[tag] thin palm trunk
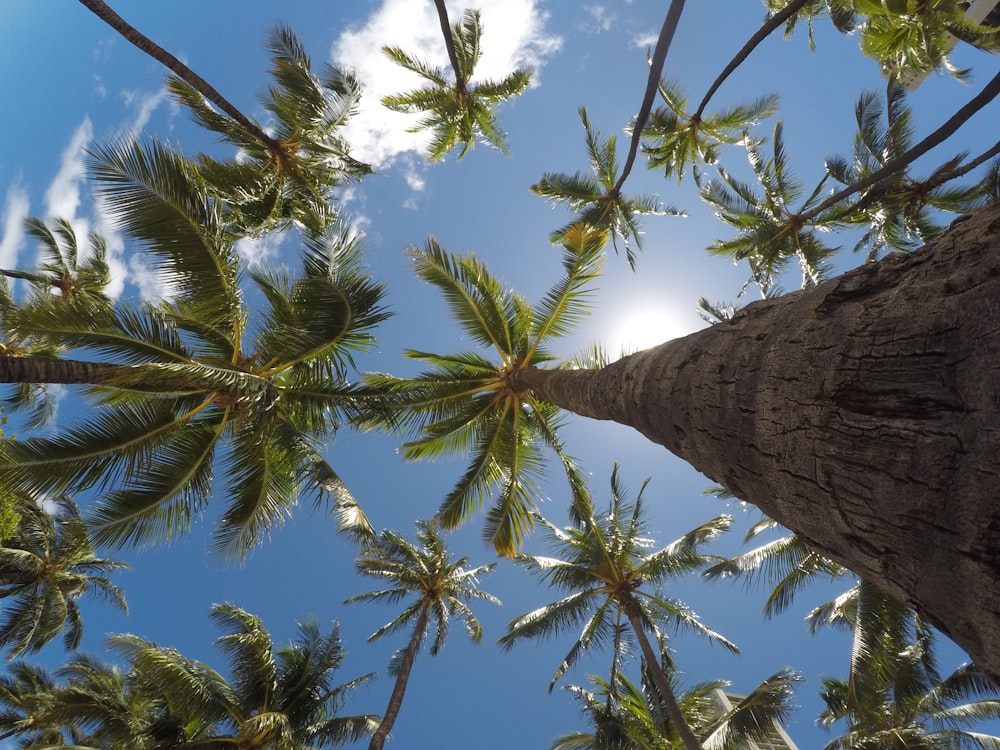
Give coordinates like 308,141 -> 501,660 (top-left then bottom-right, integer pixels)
613,0 -> 686,192
77,0 -> 277,150
511,203 -> 1000,682
0,356 -> 115,385
368,605 -> 429,750
432,0 -> 465,89
623,599 -> 703,750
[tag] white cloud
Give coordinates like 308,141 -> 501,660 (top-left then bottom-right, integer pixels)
236,233 -> 286,268
586,5 -> 615,33
0,180 -> 30,270
44,118 -> 93,223
632,32 -> 660,49
120,87 -> 169,136
331,0 -> 561,169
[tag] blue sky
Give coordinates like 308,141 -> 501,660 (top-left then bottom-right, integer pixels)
1,2 -> 998,748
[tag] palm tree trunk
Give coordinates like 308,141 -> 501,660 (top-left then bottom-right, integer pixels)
512,202 -> 1000,681
623,600 -> 703,750
0,356 -> 117,385
76,0 -> 278,150
432,0 -> 465,88
368,606 -> 429,750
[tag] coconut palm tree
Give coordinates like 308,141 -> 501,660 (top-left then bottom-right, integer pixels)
700,121 -> 840,292
641,79 -> 777,183
359,224 -> 602,554
532,107 -> 682,268
169,25 -> 370,234
79,2 -> 366,234
857,0 -> 1000,84
0,496 -> 127,659
381,7 -> 531,160
825,84 -> 985,260
0,661 -> 65,747
555,663 -> 800,750
347,520 -> 500,750
108,604 -> 380,749
811,580 -> 1000,750
0,138 -> 388,558
346,519 -> 500,750
498,465 -> 736,750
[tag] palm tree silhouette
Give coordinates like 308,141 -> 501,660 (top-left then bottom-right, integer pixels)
499,465 -> 736,750
346,519 -> 500,750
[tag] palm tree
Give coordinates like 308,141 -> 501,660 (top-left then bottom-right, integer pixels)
108,603 -> 380,749
381,8 -> 531,160
0,661 -> 65,747
642,79 -> 777,183
0,496 -> 127,659
359,224 -> 602,554
825,84 -> 985,260
555,664 -> 800,750
811,580 -> 1000,750
856,0 -> 1000,84
700,121 -> 840,293
532,107 -> 682,268
78,2 -> 366,234
346,519 -> 500,750
169,25 -> 370,234
498,466 -> 736,750
0,138 -> 388,558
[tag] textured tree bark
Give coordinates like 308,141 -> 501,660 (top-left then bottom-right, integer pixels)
513,203 -> 1000,680
0,356 -> 116,386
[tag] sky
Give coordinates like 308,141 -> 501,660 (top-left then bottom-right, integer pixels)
1,1 -> 999,749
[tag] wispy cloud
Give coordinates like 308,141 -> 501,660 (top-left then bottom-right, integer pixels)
235,233 -> 286,269
44,118 -> 92,223
331,0 -> 561,169
586,5 -> 615,33
0,179 -> 30,271
632,32 -> 659,49
120,87 -> 169,136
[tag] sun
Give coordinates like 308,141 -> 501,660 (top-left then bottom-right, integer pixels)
609,309 -> 685,356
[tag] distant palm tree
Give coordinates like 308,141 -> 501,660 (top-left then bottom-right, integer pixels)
169,25 -> 370,234
812,580 -> 1000,750
826,84 -> 984,260
0,661 -> 64,747
555,664 -> 799,750
703,511 -> 847,619
359,224 -> 604,554
0,496 -> 127,659
642,79 -> 777,183
700,121 -> 839,293
382,7 -> 531,160
78,1 -> 365,233
499,466 -> 736,750
532,107 -> 682,268
110,604 -> 380,749
346,519 -> 500,750
0,139 -> 388,558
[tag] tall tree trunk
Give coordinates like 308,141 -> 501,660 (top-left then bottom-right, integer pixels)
368,606 -> 429,750
624,600 -> 703,750
513,203 -> 1000,680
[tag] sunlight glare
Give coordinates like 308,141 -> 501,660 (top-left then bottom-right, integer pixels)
610,310 -> 684,357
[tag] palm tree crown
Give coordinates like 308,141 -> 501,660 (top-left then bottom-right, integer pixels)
346,519 -> 500,750
0,138 -> 389,558
0,496 -> 127,659
499,466 -> 735,750
359,225 -> 604,555
381,8 -> 531,160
